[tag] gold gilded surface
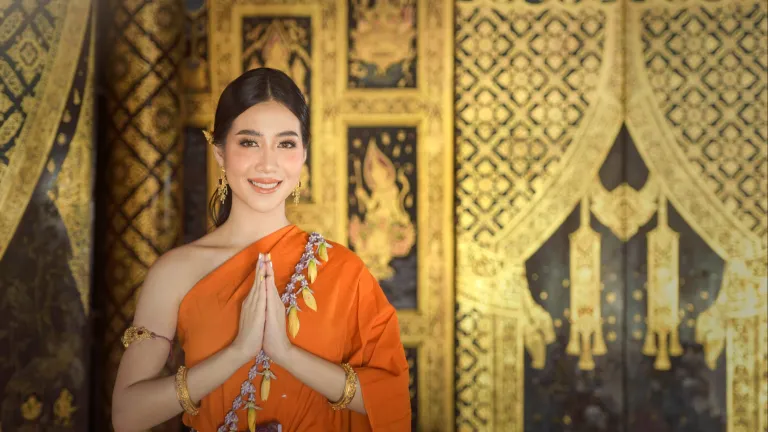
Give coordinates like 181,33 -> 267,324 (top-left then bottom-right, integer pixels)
565,197 -> 606,371
182,5 -> 213,127
590,175 -> 659,242
348,0 -> 416,87
50,31 -> 94,315
643,195 -> 682,371
0,0 -> 90,260
349,132 -> 416,281
209,0 -> 454,429
627,1 -> 767,431
101,0 -> 185,428
455,1 -> 623,429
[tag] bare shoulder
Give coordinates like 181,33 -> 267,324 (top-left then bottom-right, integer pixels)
139,233 -> 227,305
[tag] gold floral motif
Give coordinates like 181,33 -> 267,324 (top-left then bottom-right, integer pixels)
349,136 -> 415,281
349,0 -> 416,85
643,195 -> 682,371
21,395 -> 42,421
54,388 -> 77,426
566,197 -> 606,370
590,176 -> 659,242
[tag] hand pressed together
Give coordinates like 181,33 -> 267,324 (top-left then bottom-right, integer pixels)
262,254 -> 293,363
230,253 -> 293,364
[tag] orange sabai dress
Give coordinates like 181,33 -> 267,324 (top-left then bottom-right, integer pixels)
177,225 -> 411,431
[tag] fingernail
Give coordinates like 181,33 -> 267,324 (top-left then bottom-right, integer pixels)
266,253 -> 272,261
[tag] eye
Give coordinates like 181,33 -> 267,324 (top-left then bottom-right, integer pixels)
239,139 -> 259,148
278,140 -> 298,148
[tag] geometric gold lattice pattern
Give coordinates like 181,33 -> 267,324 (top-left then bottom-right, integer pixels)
641,2 -> 768,242
455,1 -> 625,431
628,1 -> 768,432
97,0 -> 185,430
456,5 -> 607,245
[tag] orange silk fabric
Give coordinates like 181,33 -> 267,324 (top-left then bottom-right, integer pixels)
177,225 -> 411,431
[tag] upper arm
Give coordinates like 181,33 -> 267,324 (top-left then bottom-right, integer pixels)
112,249 -> 190,396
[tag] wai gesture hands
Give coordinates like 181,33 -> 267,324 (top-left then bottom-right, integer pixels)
231,253 -> 293,363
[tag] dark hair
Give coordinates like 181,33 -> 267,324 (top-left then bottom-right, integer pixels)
207,68 -> 310,227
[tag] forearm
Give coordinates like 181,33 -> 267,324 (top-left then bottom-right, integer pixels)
276,346 -> 366,414
112,346 -> 251,431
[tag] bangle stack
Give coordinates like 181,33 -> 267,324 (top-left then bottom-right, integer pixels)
329,363 -> 358,411
175,365 -> 200,416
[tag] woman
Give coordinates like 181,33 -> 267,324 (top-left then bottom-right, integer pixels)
111,68 -> 411,432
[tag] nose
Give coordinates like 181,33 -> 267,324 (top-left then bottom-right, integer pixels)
257,145 -> 278,171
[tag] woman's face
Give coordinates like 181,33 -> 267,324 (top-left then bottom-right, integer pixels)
215,100 -> 306,214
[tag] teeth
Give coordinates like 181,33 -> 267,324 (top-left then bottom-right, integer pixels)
248,180 -> 280,189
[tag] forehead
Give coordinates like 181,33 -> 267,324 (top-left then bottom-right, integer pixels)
231,100 -> 300,135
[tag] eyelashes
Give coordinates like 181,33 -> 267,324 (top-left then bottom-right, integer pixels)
237,140 -> 298,149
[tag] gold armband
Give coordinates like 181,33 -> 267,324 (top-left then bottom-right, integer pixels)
175,366 -> 200,416
121,326 -> 172,348
329,363 -> 358,411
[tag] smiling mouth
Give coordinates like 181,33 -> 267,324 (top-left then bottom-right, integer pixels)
248,179 -> 282,193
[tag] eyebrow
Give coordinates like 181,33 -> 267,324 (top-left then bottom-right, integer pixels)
235,129 -> 299,138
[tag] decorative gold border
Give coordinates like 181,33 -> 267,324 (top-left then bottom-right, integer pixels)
0,0 -> 92,260
455,2 -> 623,430
625,1 -> 763,260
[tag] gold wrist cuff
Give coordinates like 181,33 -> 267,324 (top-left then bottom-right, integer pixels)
329,363 -> 358,411
175,366 -> 200,416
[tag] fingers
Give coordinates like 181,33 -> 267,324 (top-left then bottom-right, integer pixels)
254,253 -> 271,309
244,254 -> 266,308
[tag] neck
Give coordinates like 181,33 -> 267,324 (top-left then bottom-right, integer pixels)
216,198 -> 292,248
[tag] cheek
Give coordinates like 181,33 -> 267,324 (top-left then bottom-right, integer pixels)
281,151 -> 304,176
224,146 -> 252,173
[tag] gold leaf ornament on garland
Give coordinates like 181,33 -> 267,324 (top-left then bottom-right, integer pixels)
216,233 -> 332,432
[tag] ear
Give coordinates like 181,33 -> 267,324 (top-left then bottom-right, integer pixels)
303,147 -> 308,164
213,145 -> 225,168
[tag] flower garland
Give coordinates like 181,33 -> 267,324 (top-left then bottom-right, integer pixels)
215,232 -> 331,432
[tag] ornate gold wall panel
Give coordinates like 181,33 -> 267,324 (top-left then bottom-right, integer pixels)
0,0 -> 90,260
97,0 -> 186,429
209,0 -> 454,429
0,1 -> 94,429
455,1 -> 624,430
627,1 -> 767,431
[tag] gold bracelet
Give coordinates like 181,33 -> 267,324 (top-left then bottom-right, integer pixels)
174,366 -> 200,416
329,363 -> 358,411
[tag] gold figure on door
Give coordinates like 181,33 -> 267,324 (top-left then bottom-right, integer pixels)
643,195 -> 683,370
349,0 -> 416,81
566,197 -> 607,370
243,20 -> 310,98
349,138 -> 415,281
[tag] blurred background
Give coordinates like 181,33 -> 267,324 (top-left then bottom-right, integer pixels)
0,0 -> 765,430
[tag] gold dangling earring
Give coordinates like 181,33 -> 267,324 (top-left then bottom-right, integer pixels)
292,181 -> 302,205
218,168 -> 228,204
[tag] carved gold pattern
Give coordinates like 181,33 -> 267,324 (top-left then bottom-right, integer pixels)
349,134 -> 416,280
348,0 -> 416,86
590,175 -> 659,242
101,0 -> 185,427
54,388 -> 77,426
628,1 -> 767,431
0,0 -> 90,260
455,1 -> 623,429
20,394 -> 41,421
565,197 -> 606,371
209,0 -> 453,428
642,195 -> 682,371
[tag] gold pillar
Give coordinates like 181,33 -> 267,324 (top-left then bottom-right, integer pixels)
100,0 -> 185,429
